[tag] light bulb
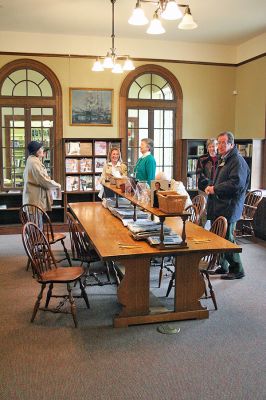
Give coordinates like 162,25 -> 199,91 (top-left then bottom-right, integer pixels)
178,8 -> 198,30
92,59 -> 104,72
123,58 -> 135,71
128,4 -> 148,25
146,13 -> 165,35
161,1 -> 183,20
112,63 -> 123,73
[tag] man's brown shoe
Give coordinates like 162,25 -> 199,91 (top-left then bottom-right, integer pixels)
221,272 -> 245,280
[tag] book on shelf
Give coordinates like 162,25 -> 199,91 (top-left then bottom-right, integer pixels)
80,142 -> 92,156
94,175 -> 102,191
66,176 -> 80,192
187,159 -> 197,173
65,141 -> 80,155
95,157 -> 106,173
237,144 -> 247,157
65,158 -> 79,173
80,175 -> 93,191
187,175 -> 197,190
197,145 -> 205,156
94,141 -> 107,156
80,158 -> 93,173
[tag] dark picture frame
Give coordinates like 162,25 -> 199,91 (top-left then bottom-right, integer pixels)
69,88 -> 113,126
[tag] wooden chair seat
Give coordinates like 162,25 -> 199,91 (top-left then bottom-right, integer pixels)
46,232 -> 67,244
22,222 -> 90,327
39,266 -> 85,283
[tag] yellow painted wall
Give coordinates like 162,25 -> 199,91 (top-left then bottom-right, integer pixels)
235,56 -> 266,139
0,54 -> 264,140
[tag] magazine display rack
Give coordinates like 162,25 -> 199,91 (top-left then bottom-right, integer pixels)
103,182 -> 191,249
63,138 -> 122,220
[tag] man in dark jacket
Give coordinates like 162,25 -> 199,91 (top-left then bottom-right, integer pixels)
205,131 -> 250,280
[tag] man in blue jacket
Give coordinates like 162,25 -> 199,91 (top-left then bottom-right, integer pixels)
205,131 -> 250,280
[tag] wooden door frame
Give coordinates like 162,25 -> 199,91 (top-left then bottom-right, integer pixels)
0,58 -> 63,184
119,64 -> 183,180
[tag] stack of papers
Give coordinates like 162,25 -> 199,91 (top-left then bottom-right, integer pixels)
147,235 -> 183,246
108,207 -> 149,221
127,220 -> 172,240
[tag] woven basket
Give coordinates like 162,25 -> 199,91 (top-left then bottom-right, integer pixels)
157,191 -> 187,213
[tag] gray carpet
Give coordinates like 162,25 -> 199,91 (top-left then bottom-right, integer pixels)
0,234 -> 265,400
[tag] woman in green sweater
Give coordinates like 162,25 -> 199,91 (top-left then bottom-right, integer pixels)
134,138 -> 156,186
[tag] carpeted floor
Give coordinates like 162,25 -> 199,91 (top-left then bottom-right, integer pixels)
0,234 -> 265,400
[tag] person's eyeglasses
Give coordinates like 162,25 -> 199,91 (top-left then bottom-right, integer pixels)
217,141 -> 229,145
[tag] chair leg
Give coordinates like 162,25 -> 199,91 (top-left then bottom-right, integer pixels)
31,283 -> 46,323
166,272 -> 175,297
204,271 -> 218,310
105,262 -> 111,283
26,257 -> 30,271
61,239 -> 72,266
110,261 -> 120,285
158,257 -> 164,288
67,283 -> 78,328
79,279 -> 90,309
45,283 -> 53,308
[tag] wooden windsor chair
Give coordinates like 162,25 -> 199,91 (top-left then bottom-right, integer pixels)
165,216 -> 227,310
19,204 -> 72,270
163,205 -> 200,294
199,216 -> 228,310
67,212 -> 120,286
192,194 -> 207,226
235,190 -> 263,238
185,204 -> 200,225
22,222 -> 89,327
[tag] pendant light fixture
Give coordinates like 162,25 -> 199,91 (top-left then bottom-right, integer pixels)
92,0 -> 135,73
128,0 -> 197,34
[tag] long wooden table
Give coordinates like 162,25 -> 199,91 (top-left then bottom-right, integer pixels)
69,202 -> 241,328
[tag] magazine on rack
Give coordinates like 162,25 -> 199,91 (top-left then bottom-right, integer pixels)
95,157 -> 106,173
65,158 -> 79,173
94,141 -> 107,156
80,142 -> 92,156
66,176 -> 80,191
80,175 -> 93,191
80,158 -> 93,173
65,141 -> 80,155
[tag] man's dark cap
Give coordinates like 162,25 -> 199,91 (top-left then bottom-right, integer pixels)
27,141 -> 43,154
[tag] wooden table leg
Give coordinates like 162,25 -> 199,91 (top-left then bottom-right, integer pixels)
116,257 -> 150,319
114,253 -> 208,328
174,253 -> 207,314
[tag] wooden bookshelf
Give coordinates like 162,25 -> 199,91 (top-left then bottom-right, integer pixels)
62,137 -> 122,221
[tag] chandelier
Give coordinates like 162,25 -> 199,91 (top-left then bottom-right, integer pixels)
128,0 -> 198,34
92,0 -> 135,73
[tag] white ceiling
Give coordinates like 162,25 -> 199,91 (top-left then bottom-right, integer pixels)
0,0 -> 265,46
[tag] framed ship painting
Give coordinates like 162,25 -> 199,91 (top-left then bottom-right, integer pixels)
70,88 -> 113,126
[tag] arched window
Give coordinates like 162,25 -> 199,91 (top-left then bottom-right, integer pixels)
120,64 -> 183,181
0,59 -> 62,191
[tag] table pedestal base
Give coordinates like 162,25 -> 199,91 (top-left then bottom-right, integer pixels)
114,253 -> 209,328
